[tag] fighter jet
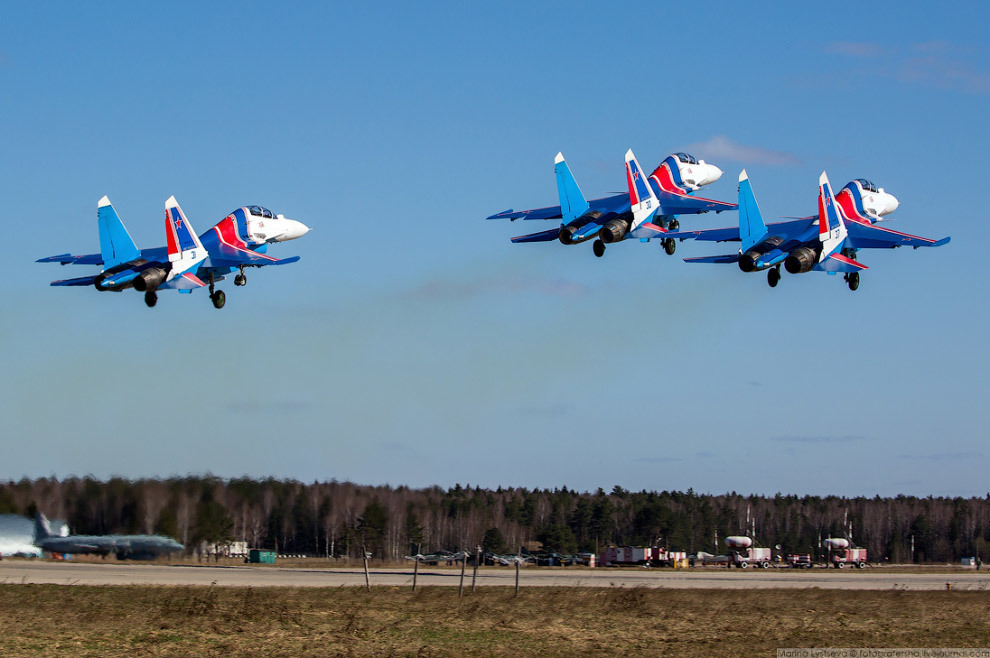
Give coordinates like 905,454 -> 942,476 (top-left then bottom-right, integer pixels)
487,150 -> 736,258
33,513 -> 184,560
38,197 -> 310,309
662,170 -> 948,290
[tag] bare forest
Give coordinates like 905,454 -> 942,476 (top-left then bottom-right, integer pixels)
1,477 -> 987,562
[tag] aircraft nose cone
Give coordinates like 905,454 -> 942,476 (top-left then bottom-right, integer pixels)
279,219 -> 311,241
884,193 -> 899,215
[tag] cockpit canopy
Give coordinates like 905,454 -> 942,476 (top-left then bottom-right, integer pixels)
854,179 -> 878,193
246,205 -> 275,219
674,152 -> 699,165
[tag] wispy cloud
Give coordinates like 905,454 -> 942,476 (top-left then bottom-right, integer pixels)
407,277 -> 589,302
771,435 -> 868,444
680,136 -> 799,166
635,456 -> 683,464
826,41 -> 990,94
826,42 -> 888,58
897,451 -> 982,462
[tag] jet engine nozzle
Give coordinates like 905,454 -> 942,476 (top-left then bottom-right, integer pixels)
738,251 -> 760,272
558,225 -> 579,245
784,246 -> 821,274
133,267 -> 168,292
599,219 -> 630,244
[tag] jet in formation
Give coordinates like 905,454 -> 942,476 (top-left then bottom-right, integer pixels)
487,150 -> 736,257
661,170 -> 949,290
488,150 -> 949,291
33,513 -> 184,560
38,197 -> 310,309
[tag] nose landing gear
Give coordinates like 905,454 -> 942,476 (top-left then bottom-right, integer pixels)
234,266 -> 247,286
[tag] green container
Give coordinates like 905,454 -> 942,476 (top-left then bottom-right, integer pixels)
249,549 -> 277,564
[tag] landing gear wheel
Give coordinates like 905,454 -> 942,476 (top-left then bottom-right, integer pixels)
144,291 -> 158,308
593,239 -> 605,258
847,272 -> 860,291
768,267 -> 781,288
668,219 -> 680,231
663,238 -> 676,256
234,274 -> 246,286
211,290 -> 226,309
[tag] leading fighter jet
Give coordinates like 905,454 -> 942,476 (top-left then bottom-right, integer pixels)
487,150 -> 736,258
38,197 -> 310,309
661,170 -> 948,290
33,513 -> 184,560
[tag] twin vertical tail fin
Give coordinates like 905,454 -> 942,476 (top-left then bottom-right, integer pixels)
625,149 -> 659,229
97,196 -> 141,269
165,196 -> 205,263
817,171 -> 846,245
737,170 -> 768,252
554,152 -> 590,223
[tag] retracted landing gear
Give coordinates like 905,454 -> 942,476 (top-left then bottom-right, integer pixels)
593,239 -> 605,258
234,266 -> 247,286
208,274 -> 226,309
663,238 -> 676,256
144,291 -> 158,308
768,265 -> 781,288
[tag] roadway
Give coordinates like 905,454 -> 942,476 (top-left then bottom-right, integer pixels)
2,561 -> 988,590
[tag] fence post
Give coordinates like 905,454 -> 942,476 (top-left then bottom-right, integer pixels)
458,551 -> 467,597
363,547 -> 371,591
412,555 -> 420,592
472,545 -> 480,593
515,558 -> 520,597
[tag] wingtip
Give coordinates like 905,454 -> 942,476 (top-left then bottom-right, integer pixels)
97,195 -> 111,208
554,152 -> 565,164
739,169 -> 748,182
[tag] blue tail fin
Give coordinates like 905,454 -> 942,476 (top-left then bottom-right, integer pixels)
737,170 -> 768,251
97,196 -> 140,269
554,152 -> 590,223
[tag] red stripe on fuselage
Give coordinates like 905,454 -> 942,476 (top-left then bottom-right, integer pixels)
649,163 -> 688,195
211,219 -> 278,261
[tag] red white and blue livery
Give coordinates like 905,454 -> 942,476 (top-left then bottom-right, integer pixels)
487,150 -> 736,258
659,170 -> 948,290
38,197 -> 310,308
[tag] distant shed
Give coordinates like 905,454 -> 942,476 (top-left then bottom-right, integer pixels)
249,549 -> 276,564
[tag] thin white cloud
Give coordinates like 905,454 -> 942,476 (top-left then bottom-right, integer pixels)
680,135 -> 799,166
826,41 -> 887,58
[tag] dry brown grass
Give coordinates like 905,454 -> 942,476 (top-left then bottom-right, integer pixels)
1,585 -> 988,657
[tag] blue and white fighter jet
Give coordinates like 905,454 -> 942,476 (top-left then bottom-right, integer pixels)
38,197 -> 310,308
661,170 -> 949,290
487,150 -> 736,258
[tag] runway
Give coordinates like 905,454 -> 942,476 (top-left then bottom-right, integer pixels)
2,561 -> 988,590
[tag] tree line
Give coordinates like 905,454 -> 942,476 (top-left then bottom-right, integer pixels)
1,476 -> 987,562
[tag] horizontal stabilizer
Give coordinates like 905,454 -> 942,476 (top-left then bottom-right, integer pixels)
206,254 -> 301,268
684,254 -> 741,264
161,272 -> 208,290
511,227 -> 561,243
820,253 -> 869,273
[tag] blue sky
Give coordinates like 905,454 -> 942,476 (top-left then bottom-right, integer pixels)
1,2 -> 986,497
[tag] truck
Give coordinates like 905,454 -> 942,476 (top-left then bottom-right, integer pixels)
824,538 -> 867,569
725,536 -> 773,569
600,547 -> 687,567
786,553 -> 814,569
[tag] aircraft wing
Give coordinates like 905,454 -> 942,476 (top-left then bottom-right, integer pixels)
663,218 -> 814,243
844,221 -> 950,250
684,254 -> 740,264
204,244 -> 301,269
820,252 -> 869,273
487,194 -> 630,221
50,275 -> 101,286
656,190 -> 737,216
37,253 -> 104,266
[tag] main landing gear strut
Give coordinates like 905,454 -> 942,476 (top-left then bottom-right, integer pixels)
208,274 -> 225,309
842,249 -> 860,291
234,266 -> 247,287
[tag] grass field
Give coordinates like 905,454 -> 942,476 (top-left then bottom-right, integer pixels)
1,585 -> 989,656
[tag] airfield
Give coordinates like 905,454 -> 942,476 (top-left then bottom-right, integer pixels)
2,560 -> 987,591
